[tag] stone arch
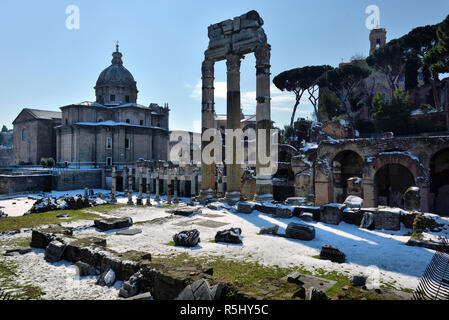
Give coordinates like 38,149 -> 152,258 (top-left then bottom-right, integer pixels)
430,147 -> 449,216
369,152 -> 427,208
330,150 -> 364,203
374,163 -> 415,208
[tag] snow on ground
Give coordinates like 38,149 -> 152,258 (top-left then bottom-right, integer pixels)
2,248 -> 122,300
72,204 -> 434,291
0,190 -> 444,298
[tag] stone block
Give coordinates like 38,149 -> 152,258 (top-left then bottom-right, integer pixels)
320,204 -> 345,225
167,207 -> 202,217
274,207 -> 293,219
373,209 -> 400,231
319,245 -> 346,263
237,202 -> 255,214
299,212 -> 314,222
215,228 -> 243,244
31,230 -> 56,249
94,217 -> 133,231
285,223 -> 315,241
45,240 -> 67,263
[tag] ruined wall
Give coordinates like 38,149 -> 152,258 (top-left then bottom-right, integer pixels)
51,169 -> 102,191
314,136 -> 449,213
0,174 -> 52,195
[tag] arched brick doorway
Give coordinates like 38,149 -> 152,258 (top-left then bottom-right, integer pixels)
374,164 -> 415,208
430,148 -> 449,216
331,150 -> 364,203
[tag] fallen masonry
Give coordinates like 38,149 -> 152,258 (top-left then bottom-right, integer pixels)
285,223 -> 315,241
94,217 -> 133,231
319,245 -> 346,263
173,229 -> 201,247
214,228 -> 243,244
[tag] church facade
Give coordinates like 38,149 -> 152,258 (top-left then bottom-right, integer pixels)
54,44 -> 169,168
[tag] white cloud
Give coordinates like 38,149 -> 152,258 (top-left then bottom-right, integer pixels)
189,80 -> 306,113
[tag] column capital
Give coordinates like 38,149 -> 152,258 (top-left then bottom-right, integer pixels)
202,59 -> 214,78
226,54 -> 243,74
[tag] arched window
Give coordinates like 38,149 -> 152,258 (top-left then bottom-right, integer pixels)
126,119 -> 130,124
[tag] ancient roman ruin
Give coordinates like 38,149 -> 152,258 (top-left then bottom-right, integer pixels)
1,7 -> 449,303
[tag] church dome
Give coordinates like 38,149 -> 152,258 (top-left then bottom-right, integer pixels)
95,43 -> 138,105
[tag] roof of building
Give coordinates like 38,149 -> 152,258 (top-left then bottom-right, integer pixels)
95,43 -> 137,90
13,108 -> 62,124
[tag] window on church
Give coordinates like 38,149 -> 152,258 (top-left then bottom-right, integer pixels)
21,129 -> 26,141
106,137 -> 112,149
140,120 -> 144,126
65,119 -> 68,125
106,157 -> 112,166
125,138 -> 130,149
126,95 -> 130,103
126,119 -> 130,124
110,95 -> 115,102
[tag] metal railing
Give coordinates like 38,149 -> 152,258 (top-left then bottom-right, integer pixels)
413,237 -> 449,300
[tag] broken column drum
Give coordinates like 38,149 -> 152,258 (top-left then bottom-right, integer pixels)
200,10 -> 274,203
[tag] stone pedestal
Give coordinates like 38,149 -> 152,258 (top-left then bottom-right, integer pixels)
254,45 -> 273,202
155,168 -> 160,201
200,59 -> 216,201
136,167 -> 143,205
146,168 -> 152,206
224,54 -> 242,205
111,167 -> 117,204
127,167 -> 134,205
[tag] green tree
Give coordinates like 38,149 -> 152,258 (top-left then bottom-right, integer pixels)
424,14 -> 449,74
373,89 -> 413,135
318,89 -> 344,121
1,125 -> 7,133
366,38 -> 403,92
273,65 -> 332,127
317,64 -> 370,119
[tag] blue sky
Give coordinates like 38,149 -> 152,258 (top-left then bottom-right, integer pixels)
0,0 -> 448,132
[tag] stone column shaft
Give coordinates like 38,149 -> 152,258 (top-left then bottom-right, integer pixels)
200,59 -> 216,200
225,54 -> 242,204
111,166 -> 117,204
146,168 -> 152,206
127,167 -> 134,205
166,168 -> 172,204
155,168 -> 160,201
255,45 -> 273,202
173,169 -> 179,204
123,166 -> 128,193
137,167 -> 143,205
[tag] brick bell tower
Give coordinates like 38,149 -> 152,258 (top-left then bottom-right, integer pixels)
369,28 -> 387,55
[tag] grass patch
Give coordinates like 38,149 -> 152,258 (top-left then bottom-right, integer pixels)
164,241 -> 176,246
0,209 -> 101,233
86,204 -> 128,214
0,259 -> 44,300
209,240 -> 216,243
332,286 -> 395,300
